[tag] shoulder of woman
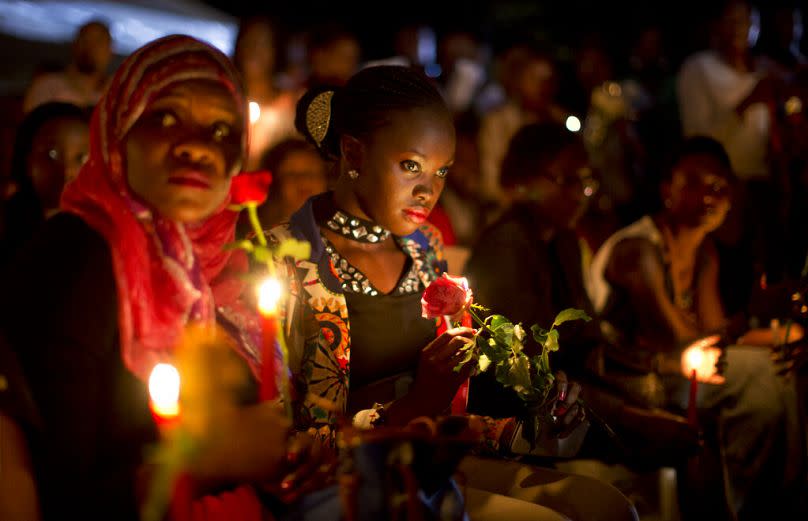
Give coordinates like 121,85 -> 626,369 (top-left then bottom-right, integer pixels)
1,212 -> 118,352
607,236 -> 665,283
413,222 -> 445,252
11,212 -> 113,274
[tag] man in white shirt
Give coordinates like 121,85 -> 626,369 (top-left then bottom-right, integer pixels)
677,1 -> 775,180
23,21 -> 112,113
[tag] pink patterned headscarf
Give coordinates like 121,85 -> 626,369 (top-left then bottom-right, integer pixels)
61,35 -> 259,380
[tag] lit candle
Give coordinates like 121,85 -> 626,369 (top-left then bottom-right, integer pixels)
257,277 -> 282,402
148,363 -> 192,518
683,346 -> 704,428
248,101 -> 261,126
148,363 -> 181,427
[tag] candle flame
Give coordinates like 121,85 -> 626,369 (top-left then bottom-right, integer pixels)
148,363 -> 180,418
258,277 -> 283,315
249,101 -> 261,125
684,346 -> 704,374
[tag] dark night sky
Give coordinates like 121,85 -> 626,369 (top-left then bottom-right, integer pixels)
198,0 -> 719,61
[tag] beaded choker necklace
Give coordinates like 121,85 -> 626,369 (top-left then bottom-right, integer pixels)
325,209 -> 391,244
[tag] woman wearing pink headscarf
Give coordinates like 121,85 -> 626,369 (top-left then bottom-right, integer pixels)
0,35 -> 320,520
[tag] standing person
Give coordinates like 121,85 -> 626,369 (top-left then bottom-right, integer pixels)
233,17 -> 298,170
306,25 -> 361,88
478,46 -> 566,205
1,35 -> 325,520
0,102 -> 89,266
23,20 -> 112,113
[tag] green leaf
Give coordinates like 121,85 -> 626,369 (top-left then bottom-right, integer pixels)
478,354 -> 492,372
275,238 -> 311,261
489,315 -> 514,345
551,308 -> 591,329
531,324 -> 548,344
254,245 -> 272,263
545,329 -> 560,352
508,355 -> 532,394
514,324 -> 526,341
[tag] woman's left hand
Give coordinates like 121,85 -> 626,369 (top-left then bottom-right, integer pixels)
551,371 -> 585,438
262,432 -> 338,503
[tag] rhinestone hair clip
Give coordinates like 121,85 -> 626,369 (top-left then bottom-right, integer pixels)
306,90 -> 335,147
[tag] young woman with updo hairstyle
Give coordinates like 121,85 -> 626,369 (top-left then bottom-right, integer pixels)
273,65 -> 636,521
0,36 -> 328,520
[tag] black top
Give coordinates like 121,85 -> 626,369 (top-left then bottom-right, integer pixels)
464,204 -> 600,417
0,188 -> 44,268
0,213 -> 156,521
345,291 -> 436,413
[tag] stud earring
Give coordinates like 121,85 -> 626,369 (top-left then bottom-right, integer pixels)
347,169 -> 359,180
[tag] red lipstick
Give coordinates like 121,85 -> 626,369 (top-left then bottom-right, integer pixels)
403,207 -> 429,224
168,170 -> 211,189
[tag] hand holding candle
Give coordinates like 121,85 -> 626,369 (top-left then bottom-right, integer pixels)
681,335 -> 725,384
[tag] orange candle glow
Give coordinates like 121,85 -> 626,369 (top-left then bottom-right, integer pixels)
148,363 -> 180,425
258,277 -> 282,401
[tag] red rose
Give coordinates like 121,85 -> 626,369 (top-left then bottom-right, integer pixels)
421,273 -> 473,321
230,170 -> 273,205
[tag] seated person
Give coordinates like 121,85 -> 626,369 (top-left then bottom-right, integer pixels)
465,124 -> 704,464
588,136 -> 805,519
255,138 -> 328,227
1,35 -> 328,521
465,122 -> 599,383
278,67 -> 636,521
1,102 -> 89,266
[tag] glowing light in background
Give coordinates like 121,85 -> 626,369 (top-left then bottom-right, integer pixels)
565,115 -> 582,133
0,0 -> 237,55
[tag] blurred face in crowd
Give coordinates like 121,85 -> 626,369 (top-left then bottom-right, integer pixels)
576,46 -> 612,93
236,21 -> 276,80
74,23 -> 112,75
446,133 -> 480,196
518,57 -> 557,111
717,1 -> 752,55
124,79 -> 244,223
310,36 -> 360,86
345,108 -> 455,237
274,147 -> 328,219
664,154 -> 732,232
518,144 -> 595,230
27,116 -> 89,210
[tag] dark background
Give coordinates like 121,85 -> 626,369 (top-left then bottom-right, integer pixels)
198,0 -> 727,62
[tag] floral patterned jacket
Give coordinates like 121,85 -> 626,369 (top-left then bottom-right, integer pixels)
268,195 -> 448,443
